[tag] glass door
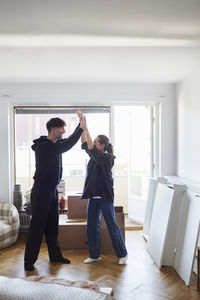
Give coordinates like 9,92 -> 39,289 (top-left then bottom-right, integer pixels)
128,106 -> 154,222
114,105 -> 156,220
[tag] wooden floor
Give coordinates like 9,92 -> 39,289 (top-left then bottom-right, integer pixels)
0,231 -> 199,300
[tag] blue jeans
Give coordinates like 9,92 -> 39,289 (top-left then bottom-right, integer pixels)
87,197 -> 127,259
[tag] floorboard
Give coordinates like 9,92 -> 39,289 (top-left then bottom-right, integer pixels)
0,231 -> 199,299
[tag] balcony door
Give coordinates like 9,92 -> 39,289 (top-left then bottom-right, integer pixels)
128,106 -> 155,223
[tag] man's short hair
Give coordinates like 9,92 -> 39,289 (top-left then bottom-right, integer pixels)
46,118 -> 66,133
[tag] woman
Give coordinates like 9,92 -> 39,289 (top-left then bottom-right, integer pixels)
81,115 -> 128,265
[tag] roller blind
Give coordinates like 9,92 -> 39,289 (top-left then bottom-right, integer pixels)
14,106 -> 110,114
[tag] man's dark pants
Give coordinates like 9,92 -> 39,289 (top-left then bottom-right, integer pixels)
24,185 -> 62,265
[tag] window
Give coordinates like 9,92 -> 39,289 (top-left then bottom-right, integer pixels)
14,106 -> 110,202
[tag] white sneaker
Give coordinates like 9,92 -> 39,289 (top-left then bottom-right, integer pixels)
119,255 -> 128,265
84,257 -> 102,264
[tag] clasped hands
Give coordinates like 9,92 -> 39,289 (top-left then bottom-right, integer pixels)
77,110 -> 87,130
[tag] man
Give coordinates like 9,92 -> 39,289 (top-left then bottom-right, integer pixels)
24,112 -> 85,271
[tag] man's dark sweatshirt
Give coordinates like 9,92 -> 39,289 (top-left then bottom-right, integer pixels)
81,142 -> 115,203
32,124 -> 83,190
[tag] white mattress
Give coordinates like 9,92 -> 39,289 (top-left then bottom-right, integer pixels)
0,276 -> 112,300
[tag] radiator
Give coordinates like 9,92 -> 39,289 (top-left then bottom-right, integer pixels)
19,212 -> 31,232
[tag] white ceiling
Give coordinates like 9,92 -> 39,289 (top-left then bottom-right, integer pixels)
0,0 -> 200,83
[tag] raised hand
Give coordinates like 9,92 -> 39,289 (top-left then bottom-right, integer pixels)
80,115 -> 87,130
77,110 -> 83,121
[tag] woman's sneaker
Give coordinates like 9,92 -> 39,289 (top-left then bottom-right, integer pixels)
84,257 -> 101,264
119,254 -> 128,265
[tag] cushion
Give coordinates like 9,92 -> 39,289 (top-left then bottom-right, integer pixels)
0,202 -> 20,249
0,220 -> 13,250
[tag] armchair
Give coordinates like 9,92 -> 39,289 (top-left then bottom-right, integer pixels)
0,202 -> 20,249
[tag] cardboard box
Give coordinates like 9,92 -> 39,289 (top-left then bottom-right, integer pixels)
58,223 -> 88,249
58,206 -> 125,254
67,193 -> 88,219
58,215 -> 88,249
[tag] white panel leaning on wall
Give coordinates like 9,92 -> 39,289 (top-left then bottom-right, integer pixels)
143,177 -> 168,239
146,183 -> 185,270
174,189 -> 200,286
144,176 -> 200,287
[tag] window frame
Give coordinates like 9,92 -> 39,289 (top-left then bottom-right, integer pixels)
14,105 -> 111,187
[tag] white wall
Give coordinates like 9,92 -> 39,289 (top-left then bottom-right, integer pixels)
0,82 -> 176,203
0,101 -> 12,202
177,69 -> 200,182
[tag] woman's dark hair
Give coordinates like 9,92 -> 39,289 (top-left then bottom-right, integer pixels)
98,135 -> 113,155
46,118 -> 66,133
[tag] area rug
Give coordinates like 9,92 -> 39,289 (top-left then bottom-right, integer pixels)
0,275 -> 114,300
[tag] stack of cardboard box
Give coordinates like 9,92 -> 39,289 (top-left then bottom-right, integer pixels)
58,193 -> 125,254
